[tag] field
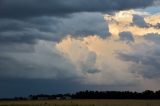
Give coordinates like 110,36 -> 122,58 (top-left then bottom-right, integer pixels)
0,99 -> 160,106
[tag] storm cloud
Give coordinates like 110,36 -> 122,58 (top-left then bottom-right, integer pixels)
0,0 -> 156,19
0,12 -> 108,45
0,0 -> 160,98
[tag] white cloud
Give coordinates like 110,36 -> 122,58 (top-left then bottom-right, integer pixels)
56,35 -> 138,85
104,10 -> 160,37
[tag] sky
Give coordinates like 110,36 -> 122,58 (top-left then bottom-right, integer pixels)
0,0 -> 160,98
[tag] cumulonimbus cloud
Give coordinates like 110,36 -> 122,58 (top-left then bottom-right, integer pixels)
55,10 -> 160,90
0,8 -> 160,90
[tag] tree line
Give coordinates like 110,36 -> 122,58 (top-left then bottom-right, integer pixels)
72,90 -> 160,99
1,90 -> 160,100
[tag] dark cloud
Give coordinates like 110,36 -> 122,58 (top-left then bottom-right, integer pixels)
0,12 -> 108,92
85,68 -> 101,74
132,15 -> 148,27
81,51 -> 101,74
0,77 -> 139,98
0,40 -> 80,81
0,43 -> 34,53
0,0 -> 155,19
119,32 -> 134,42
0,12 -> 108,44
0,78 -> 82,98
144,33 -> 160,43
118,51 -> 160,79
155,23 -> 160,29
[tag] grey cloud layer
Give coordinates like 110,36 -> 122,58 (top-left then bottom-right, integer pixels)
0,0 -> 155,19
0,41 -> 78,79
0,12 -> 108,45
117,33 -> 160,79
118,49 -> 160,79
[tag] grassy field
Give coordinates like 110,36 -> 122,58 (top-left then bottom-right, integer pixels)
0,99 -> 160,106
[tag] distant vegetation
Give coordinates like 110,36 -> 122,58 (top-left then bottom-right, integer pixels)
1,90 -> 160,100
1,91 -> 160,106
0,100 -> 160,106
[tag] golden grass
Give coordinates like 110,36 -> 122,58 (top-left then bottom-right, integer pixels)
0,99 -> 160,106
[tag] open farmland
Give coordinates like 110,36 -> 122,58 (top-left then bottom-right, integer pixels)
0,99 -> 160,106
